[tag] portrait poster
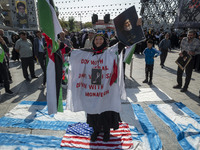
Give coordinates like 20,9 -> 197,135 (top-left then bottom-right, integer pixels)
15,0 -> 29,28
174,0 -> 200,28
175,51 -> 192,70
114,6 -> 146,46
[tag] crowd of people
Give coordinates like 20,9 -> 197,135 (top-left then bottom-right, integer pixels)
0,27 -> 200,94
0,26 -> 200,142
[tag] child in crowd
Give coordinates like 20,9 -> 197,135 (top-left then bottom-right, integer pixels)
143,39 -> 161,85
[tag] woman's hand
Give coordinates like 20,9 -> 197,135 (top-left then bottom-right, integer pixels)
137,18 -> 142,26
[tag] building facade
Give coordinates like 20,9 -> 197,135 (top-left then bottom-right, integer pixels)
0,0 -> 38,30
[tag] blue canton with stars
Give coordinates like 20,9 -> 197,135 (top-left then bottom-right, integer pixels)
66,122 -> 93,136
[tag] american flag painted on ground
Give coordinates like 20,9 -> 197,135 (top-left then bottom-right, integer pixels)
61,122 -> 133,149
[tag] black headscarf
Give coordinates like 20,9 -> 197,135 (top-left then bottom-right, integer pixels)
92,34 -> 108,52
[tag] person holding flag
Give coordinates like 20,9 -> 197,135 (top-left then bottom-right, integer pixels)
67,17 -> 142,142
37,0 -> 143,144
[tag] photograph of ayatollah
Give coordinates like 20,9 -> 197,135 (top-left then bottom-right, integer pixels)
114,6 -> 145,46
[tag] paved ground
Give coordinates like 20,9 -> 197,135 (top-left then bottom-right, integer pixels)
0,47 -> 200,149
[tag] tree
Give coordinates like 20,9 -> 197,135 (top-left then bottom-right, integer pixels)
59,17 -> 68,29
83,22 -> 93,28
68,16 -> 75,32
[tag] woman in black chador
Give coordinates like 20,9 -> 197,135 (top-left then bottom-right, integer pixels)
87,34 -> 124,142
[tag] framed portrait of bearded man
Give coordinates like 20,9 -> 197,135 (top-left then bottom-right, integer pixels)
15,1 -> 29,28
114,6 -> 146,46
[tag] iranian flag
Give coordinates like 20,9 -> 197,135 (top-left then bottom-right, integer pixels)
0,45 -> 5,63
37,0 -> 63,114
124,44 -> 136,64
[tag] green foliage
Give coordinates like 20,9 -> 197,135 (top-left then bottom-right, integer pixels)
59,17 -> 68,29
83,22 -> 93,28
68,16 -> 75,32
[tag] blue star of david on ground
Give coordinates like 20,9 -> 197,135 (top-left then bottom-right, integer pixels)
178,123 -> 200,140
34,107 -> 55,118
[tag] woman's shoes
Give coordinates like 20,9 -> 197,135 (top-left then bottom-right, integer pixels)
90,131 -> 99,142
90,131 -> 110,142
103,132 -> 110,142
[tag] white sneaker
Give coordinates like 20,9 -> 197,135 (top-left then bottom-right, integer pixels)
38,84 -> 46,89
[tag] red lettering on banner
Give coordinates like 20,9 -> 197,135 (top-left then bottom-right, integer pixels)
89,84 -> 95,89
99,59 -> 103,64
89,84 -> 104,90
76,82 -> 87,88
106,73 -> 111,79
93,66 -> 109,70
94,66 -> 101,69
102,66 -> 109,71
81,59 -> 89,64
85,90 -> 109,97
85,92 -> 90,96
91,60 -> 98,65
78,73 -> 86,78
88,75 -> 91,79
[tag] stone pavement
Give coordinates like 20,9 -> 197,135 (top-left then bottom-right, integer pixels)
0,48 -> 199,149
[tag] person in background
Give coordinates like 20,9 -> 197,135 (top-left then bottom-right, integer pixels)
0,36 -> 14,95
15,31 -> 38,81
173,30 -> 200,92
103,30 -> 109,39
109,33 -> 119,47
33,30 -> 46,89
0,29 -> 9,45
71,32 -> 80,49
59,31 -> 72,48
84,29 -> 95,49
0,29 -> 12,83
143,39 -> 161,85
0,29 -> 10,65
11,33 -> 20,61
80,31 -> 88,48
63,29 -> 71,39
107,29 -> 112,39
194,34 -> 200,72
159,33 -> 171,68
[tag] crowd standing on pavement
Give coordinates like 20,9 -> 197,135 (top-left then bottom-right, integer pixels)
0,27 -> 200,95
0,25 -> 200,143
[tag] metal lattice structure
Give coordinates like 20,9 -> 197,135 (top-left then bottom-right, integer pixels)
0,4 -> 5,26
140,0 -> 180,31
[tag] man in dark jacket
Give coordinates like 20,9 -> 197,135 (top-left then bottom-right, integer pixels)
33,30 -> 46,89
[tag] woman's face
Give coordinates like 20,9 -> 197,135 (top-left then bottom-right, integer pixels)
94,36 -> 104,48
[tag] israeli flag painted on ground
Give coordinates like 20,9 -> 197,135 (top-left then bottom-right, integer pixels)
125,87 -> 172,103
0,101 -> 86,130
149,102 -> 200,150
0,132 -> 84,150
121,103 -> 162,150
0,101 -> 162,149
